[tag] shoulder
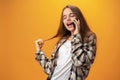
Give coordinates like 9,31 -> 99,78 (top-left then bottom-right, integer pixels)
84,31 -> 96,42
87,31 -> 96,38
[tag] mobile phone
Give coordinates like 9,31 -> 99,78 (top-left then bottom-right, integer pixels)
73,22 -> 76,29
73,18 -> 78,28
76,17 -> 79,21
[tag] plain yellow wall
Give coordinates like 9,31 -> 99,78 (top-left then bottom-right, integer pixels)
0,0 -> 120,80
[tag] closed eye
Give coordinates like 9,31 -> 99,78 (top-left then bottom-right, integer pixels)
70,13 -> 75,17
63,15 -> 67,20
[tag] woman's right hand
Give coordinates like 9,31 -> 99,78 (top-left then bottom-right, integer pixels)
72,19 -> 80,35
35,39 -> 44,51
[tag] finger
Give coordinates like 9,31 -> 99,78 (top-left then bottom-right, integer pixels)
77,19 -> 80,25
73,19 -> 80,27
36,39 -> 44,43
38,41 -> 43,45
74,19 -> 79,25
73,20 -> 78,28
35,39 -> 44,46
38,40 -> 44,45
73,19 -> 77,24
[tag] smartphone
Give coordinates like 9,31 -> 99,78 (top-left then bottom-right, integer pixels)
73,18 -> 79,28
76,17 -> 79,21
73,22 -> 76,29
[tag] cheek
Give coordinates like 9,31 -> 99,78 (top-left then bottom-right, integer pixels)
63,20 -> 66,25
71,17 -> 76,21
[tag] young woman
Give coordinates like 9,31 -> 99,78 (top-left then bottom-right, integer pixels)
35,5 -> 97,80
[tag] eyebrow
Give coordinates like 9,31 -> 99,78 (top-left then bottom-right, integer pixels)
63,12 -> 75,16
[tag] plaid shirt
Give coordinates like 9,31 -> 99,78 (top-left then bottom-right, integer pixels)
35,32 -> 96,80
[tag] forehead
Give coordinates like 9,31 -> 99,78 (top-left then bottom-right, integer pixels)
63,8 -> 73,15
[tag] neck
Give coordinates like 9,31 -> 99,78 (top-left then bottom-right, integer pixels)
67,31 -> 74,40
71,30 -> 74,35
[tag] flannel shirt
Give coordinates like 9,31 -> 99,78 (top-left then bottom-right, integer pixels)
35,32 -> 96,80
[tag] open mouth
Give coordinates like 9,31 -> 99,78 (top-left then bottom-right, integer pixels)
66,22 -> 74,26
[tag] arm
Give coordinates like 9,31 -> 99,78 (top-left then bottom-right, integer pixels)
71,32 -> 97,67
35,50 -> 53,75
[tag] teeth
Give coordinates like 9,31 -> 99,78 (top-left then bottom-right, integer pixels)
67,22 -> 73,26
68,23 -> 71,24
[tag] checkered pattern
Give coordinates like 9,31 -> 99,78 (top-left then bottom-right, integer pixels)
35,32 -> 96,80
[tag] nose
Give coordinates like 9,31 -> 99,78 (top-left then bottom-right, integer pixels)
66,16 -> 71,21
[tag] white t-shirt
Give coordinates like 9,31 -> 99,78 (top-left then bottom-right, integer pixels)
51,40 -> 72,80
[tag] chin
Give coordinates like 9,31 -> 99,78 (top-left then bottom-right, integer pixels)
67,28 -> 74,32
65,25 -> 74,32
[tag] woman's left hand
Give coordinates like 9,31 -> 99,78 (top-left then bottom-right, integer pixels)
72,19 -> 80,35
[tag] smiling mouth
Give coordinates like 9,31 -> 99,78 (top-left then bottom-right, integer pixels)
67,22 -> 74,26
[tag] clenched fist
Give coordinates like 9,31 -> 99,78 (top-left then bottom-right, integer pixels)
35,39 -> 44,51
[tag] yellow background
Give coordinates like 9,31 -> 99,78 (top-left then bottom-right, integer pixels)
0,0 -> 120,80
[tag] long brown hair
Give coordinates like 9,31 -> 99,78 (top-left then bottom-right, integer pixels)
47,5 -> 92,42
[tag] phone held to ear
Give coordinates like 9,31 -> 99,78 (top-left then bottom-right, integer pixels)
72,18 -> 78,29
72,22 -> 76,28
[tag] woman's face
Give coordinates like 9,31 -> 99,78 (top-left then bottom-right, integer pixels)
63,8 -> 76,32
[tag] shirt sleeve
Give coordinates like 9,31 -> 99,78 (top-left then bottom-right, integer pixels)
71,32 -> 97,67
35,50 -> 53,75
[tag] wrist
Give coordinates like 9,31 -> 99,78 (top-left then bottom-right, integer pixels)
36,50 -> 41,53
